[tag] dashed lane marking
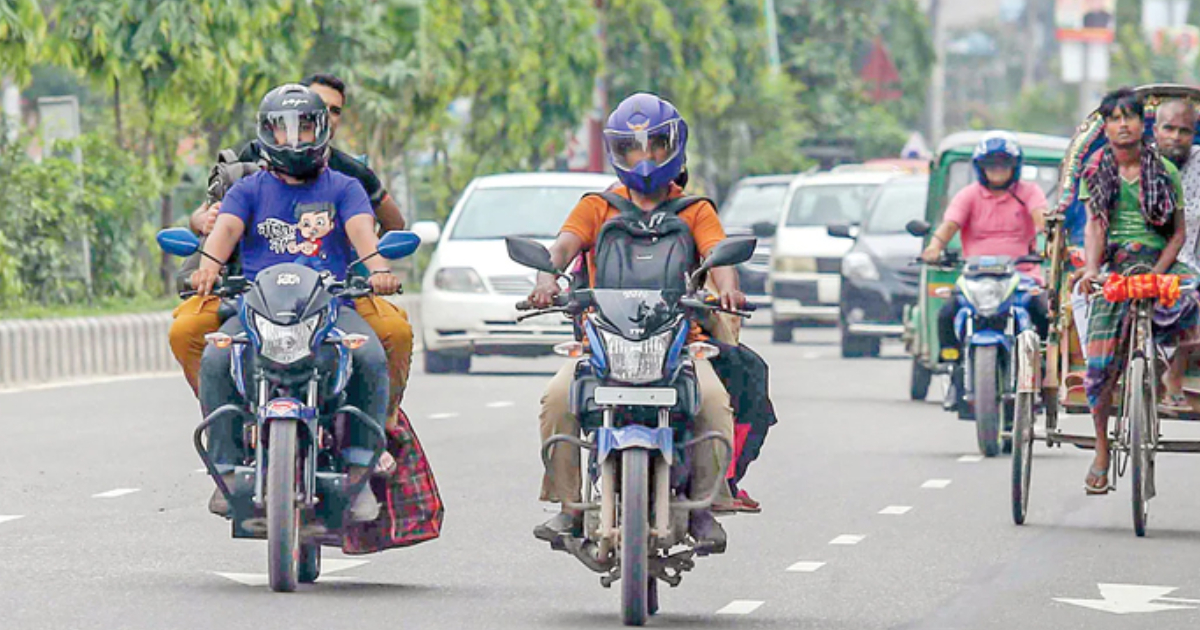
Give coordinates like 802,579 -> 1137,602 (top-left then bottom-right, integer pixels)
922,479 -> 953,489
786,561 -> 826,573
829,535 -> 865,546
429,412 -> 460,419
716,600 -> 764,615
879,505 -> 913,515
486,401 -> 514,409
92,488 -> 141,499
0,515 -> 25,525
958,455 -> 984,463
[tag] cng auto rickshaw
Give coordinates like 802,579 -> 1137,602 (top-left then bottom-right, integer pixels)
1012,84 -> 1200,535
902,132 -> 1071,457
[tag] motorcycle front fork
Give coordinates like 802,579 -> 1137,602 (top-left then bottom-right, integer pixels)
591,407 -> 672,562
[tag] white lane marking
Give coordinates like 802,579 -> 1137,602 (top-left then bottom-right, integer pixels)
922,479 -> 952,489
1055,583 -> 1200,614
802,352 -> 820,360
829,534 -> 865,546
716,600 -> 764,615
879,505 -> 913,515
0,515 -> 26,525
429,412 -> 460,420
958,455 -> 984,463
786,561 -> 826,573
212,559 -> 369,587
92,488 -> 141,499
0,371 -> 179,395
193,468 -> 209,474
486,401 -> 514,409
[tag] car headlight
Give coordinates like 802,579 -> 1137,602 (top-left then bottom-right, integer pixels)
598,329 -> 672,384
773,256 -> 817,273
962,278 -> 1007,316
434,267 -> 487,293
255,314 -> 321,365
842,252 -> 879,281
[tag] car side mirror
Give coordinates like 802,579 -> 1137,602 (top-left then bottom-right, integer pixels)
751,221 -> 777,238
411,221 -> 441,245
827,223 -> 855,239
906,220 -> 932,237
505,236 -> 558,274
157,228 -> 200,257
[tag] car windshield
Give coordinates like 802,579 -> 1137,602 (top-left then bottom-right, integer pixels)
785,184 -> 880,227
450,185 -> 602,240
721,182 -> 790,228
945,160 -> 1061,202
863,181 -> 929,234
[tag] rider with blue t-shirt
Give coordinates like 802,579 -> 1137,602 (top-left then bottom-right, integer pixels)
190,84 -> 400,522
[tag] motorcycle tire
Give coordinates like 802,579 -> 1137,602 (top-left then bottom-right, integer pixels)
621,449 -> 650,626
973,346 -> 1002,457
267,420 -> 300,593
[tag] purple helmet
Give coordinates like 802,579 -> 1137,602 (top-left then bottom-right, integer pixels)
603,93 -> 688,194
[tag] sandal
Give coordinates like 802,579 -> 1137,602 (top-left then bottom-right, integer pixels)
1084,465 -> 1110,495
1162,392 -> 1190,413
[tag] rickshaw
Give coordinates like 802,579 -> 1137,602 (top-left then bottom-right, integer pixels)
1012,84 -> 1200,535
902,132 -> 1070,457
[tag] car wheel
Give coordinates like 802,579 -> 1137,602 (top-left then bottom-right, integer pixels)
772,321 -> 793,343
425,350 -> 472,374
841,334 -> 880,358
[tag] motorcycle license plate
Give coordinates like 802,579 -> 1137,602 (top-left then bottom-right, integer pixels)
594,387 -> 677,407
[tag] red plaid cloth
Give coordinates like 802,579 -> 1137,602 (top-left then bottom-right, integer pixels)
342,408 -> 444,554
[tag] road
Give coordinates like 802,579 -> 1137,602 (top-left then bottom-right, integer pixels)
3,328 -> 1200,629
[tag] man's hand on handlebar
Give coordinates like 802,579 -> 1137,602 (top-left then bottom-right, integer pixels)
368,271 -> 401,296
1075,269 -> 1101,295
920,244 -> 942,264
719,288 -> 747,312
528,274 -> 561,309
189,267 -> 221,297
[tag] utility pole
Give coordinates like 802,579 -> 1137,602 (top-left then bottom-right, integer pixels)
589,0 -> 608,173
927,0 -> 945,145
765,0 -> 782,74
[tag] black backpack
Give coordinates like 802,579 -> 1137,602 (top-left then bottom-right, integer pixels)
176,149 -> 262,293
587,192 -> 710,294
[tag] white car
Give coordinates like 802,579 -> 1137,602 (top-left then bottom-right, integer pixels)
768,170 -> 899,343
414,172 -> 616,373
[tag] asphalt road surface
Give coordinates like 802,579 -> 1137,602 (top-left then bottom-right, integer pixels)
4,328 -> 1200,629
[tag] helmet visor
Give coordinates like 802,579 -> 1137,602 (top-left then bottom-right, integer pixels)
258,110 -> 330,150
977,154 -> 1016,169
603,120 -> 683,172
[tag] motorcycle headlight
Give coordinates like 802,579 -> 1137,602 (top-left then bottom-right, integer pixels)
255,314 -> 321,364
598,329 -> 673,384
842,252 -> 879,281
963,278 -> 1006,315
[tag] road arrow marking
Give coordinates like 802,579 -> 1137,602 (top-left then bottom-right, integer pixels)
1055,583 -> 1200,614
0,515 -> 25,525
716,600 -> 763,615
92,488 -> 140,499
213,558 -> 369,587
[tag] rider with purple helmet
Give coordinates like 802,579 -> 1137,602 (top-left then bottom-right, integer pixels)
525,92 -> 746,549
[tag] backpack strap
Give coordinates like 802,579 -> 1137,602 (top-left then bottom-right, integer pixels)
590,192 -> 712,217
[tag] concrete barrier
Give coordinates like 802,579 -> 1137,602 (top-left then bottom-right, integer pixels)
0,295 -> 421,389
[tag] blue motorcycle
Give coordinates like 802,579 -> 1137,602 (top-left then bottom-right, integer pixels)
157,227 -> 421,592
945,254 -> 1043,457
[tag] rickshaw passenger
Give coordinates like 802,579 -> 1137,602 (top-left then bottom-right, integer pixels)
1075,88 -> 1200,495
921,132 -> 1051,404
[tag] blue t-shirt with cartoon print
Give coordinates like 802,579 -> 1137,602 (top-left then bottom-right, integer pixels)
219,169 -> 374,280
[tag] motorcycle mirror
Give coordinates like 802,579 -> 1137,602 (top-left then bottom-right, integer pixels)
702,236 -> 758,270
505,236 -> 559,274
906,219 -> 932,237
376,230 -> 422,260
827,223 -> 855,239
157,227 -> 201,257
751,221 -> 777,238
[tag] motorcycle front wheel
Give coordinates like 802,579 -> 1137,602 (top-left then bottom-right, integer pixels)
621,449 -> 650,626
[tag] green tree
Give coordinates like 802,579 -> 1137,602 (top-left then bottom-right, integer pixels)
0,0 -> 47,85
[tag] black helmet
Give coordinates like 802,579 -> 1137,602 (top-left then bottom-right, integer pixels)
256,84 -> 330,179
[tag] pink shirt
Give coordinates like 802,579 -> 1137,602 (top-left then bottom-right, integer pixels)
944,181 -> 1046,259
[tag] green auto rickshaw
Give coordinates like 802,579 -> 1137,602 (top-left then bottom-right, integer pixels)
902,131 -> 1071,406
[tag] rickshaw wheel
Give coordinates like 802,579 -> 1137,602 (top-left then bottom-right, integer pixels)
1011,391 -> 1035,525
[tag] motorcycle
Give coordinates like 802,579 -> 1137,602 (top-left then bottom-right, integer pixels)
940,254 -> 1043,457
156,227 -> 421,592
505,235 -> 756,626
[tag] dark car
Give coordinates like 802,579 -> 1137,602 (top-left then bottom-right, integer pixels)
829,176 -> 928,358
718,174 -> 797,307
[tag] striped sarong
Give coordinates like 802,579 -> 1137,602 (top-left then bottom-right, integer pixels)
1084,244 -> 1200,408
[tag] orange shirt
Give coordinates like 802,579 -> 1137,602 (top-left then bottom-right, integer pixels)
560,184 -> 727,256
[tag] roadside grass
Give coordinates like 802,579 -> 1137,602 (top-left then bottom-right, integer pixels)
0,295 -> 180,320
